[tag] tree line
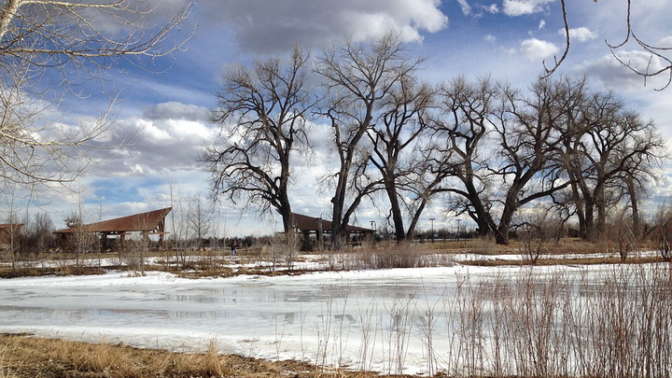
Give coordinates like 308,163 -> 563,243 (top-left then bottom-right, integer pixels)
205,36 -> 664,247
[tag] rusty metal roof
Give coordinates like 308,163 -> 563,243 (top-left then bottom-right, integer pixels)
291,213 -> 372,233
0,224 -> 23,230
54,208 -> 171,234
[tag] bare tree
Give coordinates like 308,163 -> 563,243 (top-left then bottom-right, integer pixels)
401,147 -> 456,240
435,78 -> 574,244
488,79 -> 575,244
187,195 -> 212,251
316,35 -> 418,249
433,78 -> 499,238
0,0 -> 191,185
0,0 -> 191,67
560,91 -> 663,239
206,48 -> 312,233
367,74 -> 433,241
22,211 -> 53,253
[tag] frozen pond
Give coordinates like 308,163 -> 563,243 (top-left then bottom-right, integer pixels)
0,264 -> 663,375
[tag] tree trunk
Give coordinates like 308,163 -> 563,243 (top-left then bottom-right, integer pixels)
331,171 -> 347,250
495,207 -> 516,245
596,187 -> 607,238
462,178 -> 496,238
384,180 -> 406,241
584,199 -> 596,240
406,199 -> 427,240
495,188 -> 520,245
278,189 -> 293,234
628,178 -> 641,238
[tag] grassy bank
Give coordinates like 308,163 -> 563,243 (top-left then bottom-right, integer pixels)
0,334 -> 401,378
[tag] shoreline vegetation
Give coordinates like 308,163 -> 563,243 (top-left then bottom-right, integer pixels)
0,238 -> 665,280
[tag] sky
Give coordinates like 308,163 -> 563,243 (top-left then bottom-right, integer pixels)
6,0 -> 672,237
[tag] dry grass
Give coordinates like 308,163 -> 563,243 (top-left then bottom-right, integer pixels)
460,255 -> 668,267
424,237 -> 658,256
0,266 -> 106,279
0,335 -> 403,378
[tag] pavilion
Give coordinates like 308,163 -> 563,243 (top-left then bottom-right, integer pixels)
54,207 -> 171,251
291,212 -> 373,249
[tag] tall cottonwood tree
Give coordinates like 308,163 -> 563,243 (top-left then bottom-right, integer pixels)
488,80 -> 573,244
436,78 -> 574,244
559,91 -> 662,239
367,74 -> 433,241
206,48 -> 312,233
315,35 -> 418,249
433,78 -> 499,237
401,145 -> 457,240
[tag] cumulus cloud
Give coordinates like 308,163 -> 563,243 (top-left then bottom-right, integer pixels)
503,0 -> 555,16
520,38 -> 559,60
484,34 -> 496,43
85,101 -> 219,178
202,0 -> 448,52
559,27 -> 597,42
538,19 -> 546,30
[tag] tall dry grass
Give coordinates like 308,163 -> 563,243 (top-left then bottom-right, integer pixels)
0,336 -> 232,378
307,264 -> 672,377
0,346 -> 16,378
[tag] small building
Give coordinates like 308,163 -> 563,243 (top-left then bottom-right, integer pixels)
0,224 -> 23,251
291,213 -> 373,250
54,208 -> 171,251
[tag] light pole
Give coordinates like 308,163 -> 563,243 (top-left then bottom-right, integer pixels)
430,217 -> 435,243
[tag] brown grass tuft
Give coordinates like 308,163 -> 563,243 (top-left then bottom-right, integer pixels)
0,335 -> 389,378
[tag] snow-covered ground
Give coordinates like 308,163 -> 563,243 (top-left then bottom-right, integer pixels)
0,254 -> 329,271
0,263 -> 655,375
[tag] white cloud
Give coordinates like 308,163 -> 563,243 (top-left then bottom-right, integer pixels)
575,51 -> 668,90
457,0 -> 471,15
559,27 -> 597,42
484,34 -> 497,43
520,38 -> 559,60
481,3 -> 499,13
503,0 -> 555,16
207,0 -> 448,52
538,19 -> 546,30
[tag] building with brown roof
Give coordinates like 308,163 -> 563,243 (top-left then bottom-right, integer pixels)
54,208 -> 171,251
290,212 -> 373,250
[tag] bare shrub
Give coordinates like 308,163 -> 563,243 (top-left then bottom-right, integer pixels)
436,265 -> 672,377
518,214 -> 552,264
654,206 -> 672,261
609,209 -> 636,261
347,243 -> 452,270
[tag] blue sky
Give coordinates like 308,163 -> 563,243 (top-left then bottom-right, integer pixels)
9,0 -> 672,236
